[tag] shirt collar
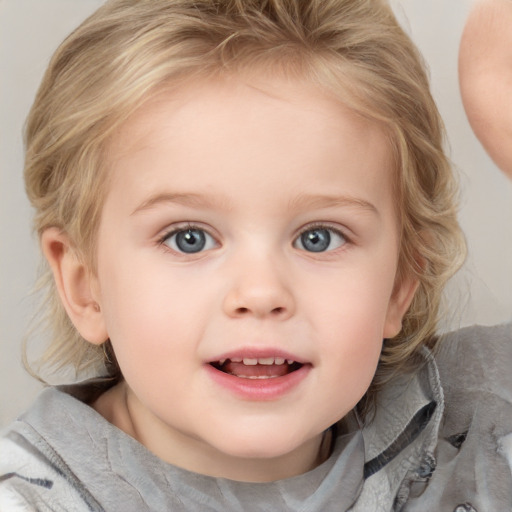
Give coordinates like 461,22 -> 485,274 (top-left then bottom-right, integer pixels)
351,347 -> 444,511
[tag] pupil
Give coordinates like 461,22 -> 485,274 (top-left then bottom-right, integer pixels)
176,229 -> 206,253
301,229 -> 330,252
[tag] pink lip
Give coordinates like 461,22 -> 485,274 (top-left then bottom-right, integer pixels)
204,347 -> 311,401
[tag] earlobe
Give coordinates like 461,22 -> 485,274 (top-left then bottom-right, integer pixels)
41,227 -> 108,345
383,274 -> 419,339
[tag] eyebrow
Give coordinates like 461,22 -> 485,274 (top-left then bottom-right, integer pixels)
131,192 -> 231,215
131,191 -> 379,217
287,193 -> 379,216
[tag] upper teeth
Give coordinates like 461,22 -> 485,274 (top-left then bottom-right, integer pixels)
219,357 -> 292,366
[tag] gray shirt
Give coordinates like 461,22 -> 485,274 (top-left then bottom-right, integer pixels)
1,324 -> 511,511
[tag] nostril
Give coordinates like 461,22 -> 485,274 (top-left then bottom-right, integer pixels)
233,306 -> 285,316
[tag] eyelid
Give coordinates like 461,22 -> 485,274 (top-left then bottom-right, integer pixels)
293,222 -> 352,253
157,223 -> 219,252
295,222 -> 351,242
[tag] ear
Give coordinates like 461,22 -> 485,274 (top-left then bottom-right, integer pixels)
383,273 -> 419,339
41,227 -> 108,345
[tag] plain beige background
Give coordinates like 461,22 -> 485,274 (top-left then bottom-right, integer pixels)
1,0 -> 511,428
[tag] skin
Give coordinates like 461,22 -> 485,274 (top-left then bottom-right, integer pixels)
42,75 -> 417,482
459,0 -> 512,178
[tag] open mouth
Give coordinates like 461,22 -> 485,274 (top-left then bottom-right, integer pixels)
210,357 -> 303,379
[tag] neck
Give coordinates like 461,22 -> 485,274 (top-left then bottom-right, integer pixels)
92,380 -> 332,482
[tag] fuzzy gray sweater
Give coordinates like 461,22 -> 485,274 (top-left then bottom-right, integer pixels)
1,324 -> 511,511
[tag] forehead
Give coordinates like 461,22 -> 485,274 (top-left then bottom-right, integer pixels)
104,74 -> 395,213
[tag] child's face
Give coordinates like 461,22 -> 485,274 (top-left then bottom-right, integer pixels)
90,75 -> 415,479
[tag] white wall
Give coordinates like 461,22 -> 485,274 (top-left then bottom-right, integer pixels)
1,0 -> 511,427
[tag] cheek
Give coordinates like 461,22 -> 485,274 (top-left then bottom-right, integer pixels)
97,256 -> 214,363
307,263 -> 395,385
102,281 -> 196,399
311,268 -> 396,333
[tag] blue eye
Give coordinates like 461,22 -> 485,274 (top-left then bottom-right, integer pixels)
163,228 -> 216,254
295,227 -> 346,253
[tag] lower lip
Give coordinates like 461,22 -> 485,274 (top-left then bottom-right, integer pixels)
204,364 -> 311,401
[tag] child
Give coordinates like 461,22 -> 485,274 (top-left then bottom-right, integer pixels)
1,0 -> 511,510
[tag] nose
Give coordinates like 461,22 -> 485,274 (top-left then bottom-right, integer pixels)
222,255 -> 295,320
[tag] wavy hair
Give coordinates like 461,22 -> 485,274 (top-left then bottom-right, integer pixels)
24,0 -> 465,409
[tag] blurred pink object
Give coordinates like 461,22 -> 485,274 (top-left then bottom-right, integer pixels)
459,0 -> 512,179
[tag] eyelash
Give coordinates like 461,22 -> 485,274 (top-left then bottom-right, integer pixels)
157,222 -> 351,256
158,223 -> 215,246
294,223 -> 350,251
296,223 -> 349,239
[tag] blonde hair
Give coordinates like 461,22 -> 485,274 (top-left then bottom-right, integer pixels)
24,0 -> 465,402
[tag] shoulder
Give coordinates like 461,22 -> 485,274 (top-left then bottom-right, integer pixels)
435,323 -> 512,450
0,418 -> 56,483
409,323 -> 512,510
0,420 -> 66,511
0,387 -> 106,512
435,323 -> 512,401
436,322 -> 512,366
